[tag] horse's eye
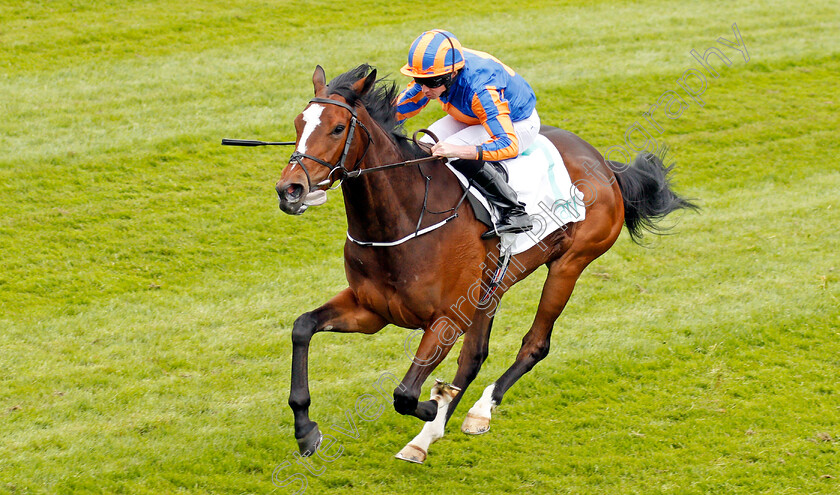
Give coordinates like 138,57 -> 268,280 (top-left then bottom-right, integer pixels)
332,124 -> 346,135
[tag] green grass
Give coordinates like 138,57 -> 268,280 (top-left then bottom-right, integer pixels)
1,0 -> 839,493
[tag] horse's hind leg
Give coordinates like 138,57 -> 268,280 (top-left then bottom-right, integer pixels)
395,314 -> 494,463
447,315 -> 494,421
462,256 -> 587,434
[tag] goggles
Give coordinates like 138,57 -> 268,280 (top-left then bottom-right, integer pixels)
414,73 -> 451,89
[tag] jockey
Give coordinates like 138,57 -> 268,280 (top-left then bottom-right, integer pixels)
396,29 -> 539,237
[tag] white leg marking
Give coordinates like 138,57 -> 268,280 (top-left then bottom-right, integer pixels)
468,383 -> 497,418
407,394 -> 450,451
395,380 -> 460,464
462,383 -> 496,435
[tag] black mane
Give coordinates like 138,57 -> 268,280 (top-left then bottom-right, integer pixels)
327,64 -> 425,159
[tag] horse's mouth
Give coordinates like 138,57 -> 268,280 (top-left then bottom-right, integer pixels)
279,200 -> 307,215
278,189 -> 328,215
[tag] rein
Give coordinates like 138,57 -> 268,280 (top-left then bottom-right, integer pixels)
345,155 -> 438,179
223,98 -> 439,186
222,100 -> 471,247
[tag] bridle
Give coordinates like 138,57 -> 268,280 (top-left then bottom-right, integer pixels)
222,96 -> 468,247
224,96 -> 441,187
289,97 -> 373,190
288,100 -> 470,248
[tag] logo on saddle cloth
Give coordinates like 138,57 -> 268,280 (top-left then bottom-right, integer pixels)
453,135 -> 587,255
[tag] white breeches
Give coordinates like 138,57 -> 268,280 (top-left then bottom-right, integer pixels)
422,109 -> 541,162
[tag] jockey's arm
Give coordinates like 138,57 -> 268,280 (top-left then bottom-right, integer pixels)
431,88 -> 519,161
395,82 -> 429,122
430,142 -> 480,160
470,87 -> 519,162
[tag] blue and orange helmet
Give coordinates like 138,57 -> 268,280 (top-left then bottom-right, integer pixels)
400,30 -> 466,78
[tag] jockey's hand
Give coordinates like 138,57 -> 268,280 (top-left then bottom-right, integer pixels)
431,142 -> 479,160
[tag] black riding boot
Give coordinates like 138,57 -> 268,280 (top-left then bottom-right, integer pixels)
451,159 -> 533,239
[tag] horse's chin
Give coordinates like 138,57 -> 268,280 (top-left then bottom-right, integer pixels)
279,201 -> 308,215
279,189 -> 328,215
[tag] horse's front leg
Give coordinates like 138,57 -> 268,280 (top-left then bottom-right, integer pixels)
289,288 -> 386,456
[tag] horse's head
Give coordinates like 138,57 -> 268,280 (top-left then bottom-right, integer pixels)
275,65 -> 376,215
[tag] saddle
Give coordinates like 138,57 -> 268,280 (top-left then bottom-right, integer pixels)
448,134 -> 586,255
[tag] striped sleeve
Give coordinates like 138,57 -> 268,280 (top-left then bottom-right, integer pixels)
470,86 -> 519,161
395,82 -> 429,122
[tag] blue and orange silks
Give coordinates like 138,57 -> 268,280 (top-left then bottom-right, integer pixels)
396,48 -> 537,162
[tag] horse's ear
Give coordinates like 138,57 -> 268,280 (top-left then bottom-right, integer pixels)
312,65 -> 326,95
353,68 -> 377,97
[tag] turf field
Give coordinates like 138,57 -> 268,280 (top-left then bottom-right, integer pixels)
1,1 -> 838,493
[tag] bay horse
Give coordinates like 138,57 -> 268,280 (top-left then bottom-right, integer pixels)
274,64 -> 696,463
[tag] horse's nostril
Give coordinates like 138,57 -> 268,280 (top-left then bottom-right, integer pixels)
283,183 -> 305,202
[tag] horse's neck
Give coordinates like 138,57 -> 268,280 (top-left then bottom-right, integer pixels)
342,140 -> 423,241
342,123 -> 448,243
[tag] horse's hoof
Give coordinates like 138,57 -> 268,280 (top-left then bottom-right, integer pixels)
461,412 -> 491,435
296,423 -> 323,456
395,443 -> 427,464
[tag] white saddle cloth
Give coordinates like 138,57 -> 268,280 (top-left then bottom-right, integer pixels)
447,135 -> 586,255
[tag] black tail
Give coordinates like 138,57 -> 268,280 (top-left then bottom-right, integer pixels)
609,150 -> 698,244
